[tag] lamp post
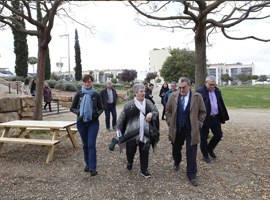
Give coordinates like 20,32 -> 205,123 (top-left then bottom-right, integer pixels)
59,34 -> 70,75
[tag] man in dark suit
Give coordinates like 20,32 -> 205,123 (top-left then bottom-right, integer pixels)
100,80 -> 118,132
196,75 -> 229,163
166,77 -> 206,186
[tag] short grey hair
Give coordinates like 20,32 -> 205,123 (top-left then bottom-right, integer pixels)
106,80 -> 112,84
178,77 -> 191,86
205,75 -> 216,82
170,81 -> 177,86
133,83 -> 145,93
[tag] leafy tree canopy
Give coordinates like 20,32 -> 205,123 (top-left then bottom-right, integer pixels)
145,72 -> 158,82
119,69 -> 137,83
237,73 -> 252,84
221,74 -> 233,83
258,75 -> 268,82
160,48 -> 195,83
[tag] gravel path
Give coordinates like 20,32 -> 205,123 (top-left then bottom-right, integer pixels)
0,90 -> 269,199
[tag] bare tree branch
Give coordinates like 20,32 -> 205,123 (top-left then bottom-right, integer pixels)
221,27 -> 270,42
128,1 -> 192,21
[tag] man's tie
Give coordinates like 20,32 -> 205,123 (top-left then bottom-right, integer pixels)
181,96 -> 185,110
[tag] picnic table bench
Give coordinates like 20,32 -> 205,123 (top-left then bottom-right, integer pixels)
0,120 -> 77,163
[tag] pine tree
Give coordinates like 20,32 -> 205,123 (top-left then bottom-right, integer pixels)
12,1 -> 28,77
74,29 -> 82,81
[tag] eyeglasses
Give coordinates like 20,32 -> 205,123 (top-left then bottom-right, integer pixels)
207,83 -> 216,87
178,86 -> 186,90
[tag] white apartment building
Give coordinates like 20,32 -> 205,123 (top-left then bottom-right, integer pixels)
207,63 -> 255,85
62,68 -> 147,83
149,47 -> 171,81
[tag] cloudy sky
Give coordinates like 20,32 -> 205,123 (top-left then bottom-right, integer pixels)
0,1 -> 270,76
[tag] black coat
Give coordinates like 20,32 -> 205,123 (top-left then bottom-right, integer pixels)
70,90 -> 103,122
196,85 -> 229,124
100,87 -> 118,109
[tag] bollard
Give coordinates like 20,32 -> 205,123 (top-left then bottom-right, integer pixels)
8,82 -> 11,94
16,82 -> 19,94
57,100 -> 60,114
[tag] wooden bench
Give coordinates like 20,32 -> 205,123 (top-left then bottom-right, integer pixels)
24,127 -> 78,141
0,137 -> 60,163
0,120 -> 77,163
25,127 -> 78,132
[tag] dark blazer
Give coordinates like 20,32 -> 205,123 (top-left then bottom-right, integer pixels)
100,87 -> 118,109
196,85 -> 229,124
70,90 -> 103,122
145,88 -> 155,105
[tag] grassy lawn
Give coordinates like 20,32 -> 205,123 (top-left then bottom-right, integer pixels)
219,85 -> 270,108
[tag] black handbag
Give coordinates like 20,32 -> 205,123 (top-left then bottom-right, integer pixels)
149,120 -> 160,146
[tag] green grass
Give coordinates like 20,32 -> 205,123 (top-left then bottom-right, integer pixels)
219,85 -> 270,108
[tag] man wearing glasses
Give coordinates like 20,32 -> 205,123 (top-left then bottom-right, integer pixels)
165,77 -> 206,186
196,75 -> 229,163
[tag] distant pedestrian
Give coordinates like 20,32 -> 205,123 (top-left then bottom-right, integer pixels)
43,82 -> 52,112
100,80 -> 118,132
30,79 -> 36,96
145,83 -> 155,105
163,81 -> 178,105
159,82 -> 169,120
22,78 -> 30,95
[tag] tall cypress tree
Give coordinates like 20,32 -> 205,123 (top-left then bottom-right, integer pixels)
74,29 -> 82,81
12,1 -> 28,77
37,1 -> 51,80
45,49 -> 51,80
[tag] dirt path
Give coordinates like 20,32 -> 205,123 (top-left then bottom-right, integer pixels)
0,90 -> 269,199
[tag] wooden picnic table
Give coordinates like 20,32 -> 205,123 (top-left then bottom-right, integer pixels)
0,120 -> 77,163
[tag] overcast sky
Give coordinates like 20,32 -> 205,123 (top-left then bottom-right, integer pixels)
0,1 -> 270,76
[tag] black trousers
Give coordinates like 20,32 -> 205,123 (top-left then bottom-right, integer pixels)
126,140 -> 149,173
44,102 -> 51,111
172,126 -> 197,180
200,116 -> 223,158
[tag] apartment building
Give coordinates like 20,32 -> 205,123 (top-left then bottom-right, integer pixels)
207,63 -> 255,85
149,47 -> 171,81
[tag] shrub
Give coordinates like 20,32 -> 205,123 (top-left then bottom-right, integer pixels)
65,83 -> 78,92
46,80 -> 58,88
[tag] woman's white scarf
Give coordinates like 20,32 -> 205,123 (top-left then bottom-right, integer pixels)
134,97 -> 146,143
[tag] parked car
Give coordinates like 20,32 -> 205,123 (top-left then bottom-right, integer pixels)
27,73 -> 37,77
0,69 -> 16,78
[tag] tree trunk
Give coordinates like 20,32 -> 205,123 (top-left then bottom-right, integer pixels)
194,22 -> 207,90
33,36 -> 47,120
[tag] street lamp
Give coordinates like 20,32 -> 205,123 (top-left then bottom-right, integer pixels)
59,34 -> 70,75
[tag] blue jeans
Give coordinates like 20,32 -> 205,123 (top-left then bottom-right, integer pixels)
105,104 -> 117,129
77,119 -> 99,171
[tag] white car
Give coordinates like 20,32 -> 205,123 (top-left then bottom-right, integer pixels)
0,70 -> 16,78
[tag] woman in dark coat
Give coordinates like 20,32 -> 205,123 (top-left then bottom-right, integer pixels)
43,82 -> 52,112
116,83 -> 159,178
159,82 -> 169,120
70,75 -> 103,176
30,79 -> 36,96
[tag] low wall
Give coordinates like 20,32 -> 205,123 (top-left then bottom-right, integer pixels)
0,95 -> 73,122
0,95 -> 34,122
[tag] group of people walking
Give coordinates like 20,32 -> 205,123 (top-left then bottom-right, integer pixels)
22,78 -> 53,112
70,74 -> 229,187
